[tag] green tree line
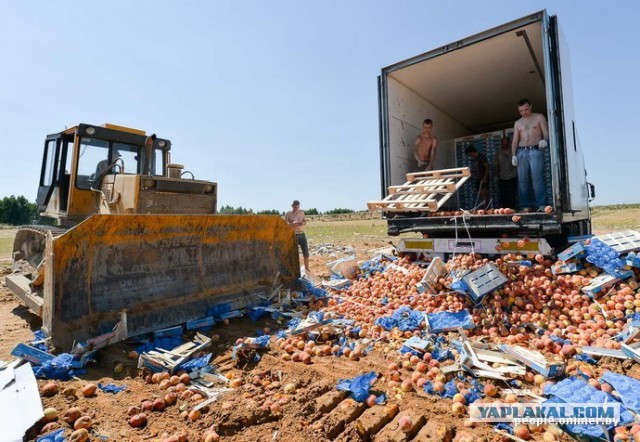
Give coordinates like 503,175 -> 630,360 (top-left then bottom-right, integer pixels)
217,205 -> 359,216
0,196 -> 44,225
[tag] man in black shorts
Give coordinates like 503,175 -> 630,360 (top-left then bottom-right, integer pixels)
465,144 -> 490,206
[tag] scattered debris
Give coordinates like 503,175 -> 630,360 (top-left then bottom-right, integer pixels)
138,333 -> 211,373
0,362 -> 43,441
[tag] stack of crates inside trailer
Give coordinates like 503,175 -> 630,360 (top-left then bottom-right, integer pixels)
454,129 -> 553,209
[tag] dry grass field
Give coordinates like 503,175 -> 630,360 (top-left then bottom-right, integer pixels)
0,204 -> 638,267
305,204 -> 640,246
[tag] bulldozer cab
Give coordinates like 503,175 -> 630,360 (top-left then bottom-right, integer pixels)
36,123 -> 216,225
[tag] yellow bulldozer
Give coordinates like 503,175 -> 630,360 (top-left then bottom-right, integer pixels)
6,123 -> 300,350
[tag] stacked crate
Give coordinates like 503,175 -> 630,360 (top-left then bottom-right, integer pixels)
454,129 -> 553,209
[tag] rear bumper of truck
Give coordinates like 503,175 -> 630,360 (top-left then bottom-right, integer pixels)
386,213 -> 562,237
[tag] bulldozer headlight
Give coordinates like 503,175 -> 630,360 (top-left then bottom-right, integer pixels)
158,140 -> 166,148
204,185 -> 214,193
143,179 -> 156,189
85,126 -> 96,136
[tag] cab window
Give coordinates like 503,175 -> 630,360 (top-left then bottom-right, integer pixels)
77,138 -> 109,189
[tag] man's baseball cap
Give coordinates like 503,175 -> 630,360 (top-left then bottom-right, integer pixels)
292,200 -> 300,206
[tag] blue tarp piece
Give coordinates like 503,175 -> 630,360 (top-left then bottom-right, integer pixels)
32,330 -> 49,352
32,353 -> 86,380
375,393 -> 386,404
136,336 -> 184,354
349,326 -> 361,337
207,303 -> 232,319
586,239 -> 626,275
36,428 -> 66,442
495,423 -> 513,434
443,378 -> 458,399
299,277 -> 329,298
177,353 -> 212,371
431,340 -> 454,362
359,254 -> 393,277
450,277 -> 470,294
275,330 -> 287,340
466,378 -> 484,404
601,371 -> 640,413
423,381 -> 435,395
254,335 -> 270,347
136,336 -> 183,355
287,317 -> 301,330
308,311 -> 325,322
399,346 -> 421,357
549,335 -> 569,345
375,306 -> 424,331
426,310 -> 475,333
247,307 -> 268,322
98,382 -> 127,394
544,377 -> 635,441
270,310 -> 288,320
575,353 -> 597,364
336,371 -> 378,402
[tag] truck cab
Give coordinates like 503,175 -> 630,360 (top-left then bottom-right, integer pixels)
377,10 -> 594,258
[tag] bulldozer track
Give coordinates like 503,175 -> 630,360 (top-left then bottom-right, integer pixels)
208,379 -> 456,442
12,225 -> 67,270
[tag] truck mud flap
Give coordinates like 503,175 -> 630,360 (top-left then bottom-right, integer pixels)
43,214 -> 299,350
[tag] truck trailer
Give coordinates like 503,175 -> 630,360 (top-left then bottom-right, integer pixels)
376,10 -> 595,258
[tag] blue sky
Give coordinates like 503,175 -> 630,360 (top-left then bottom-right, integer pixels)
1,1 -> 638,212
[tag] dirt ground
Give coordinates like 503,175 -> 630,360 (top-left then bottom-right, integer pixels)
0,234 -> 502,442
1,211 -> 639,442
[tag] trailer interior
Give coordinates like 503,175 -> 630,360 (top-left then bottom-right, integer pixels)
383,19 -> 549,202
378,15 -> 589,241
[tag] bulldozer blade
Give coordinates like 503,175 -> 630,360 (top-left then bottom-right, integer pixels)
42,214 -> 300,350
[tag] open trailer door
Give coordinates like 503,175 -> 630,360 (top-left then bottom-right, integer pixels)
546,14 -> 590,219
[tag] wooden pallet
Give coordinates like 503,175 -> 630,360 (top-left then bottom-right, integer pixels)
367,167 -> 470,213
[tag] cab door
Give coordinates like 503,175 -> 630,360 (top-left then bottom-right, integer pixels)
36,136 -> 61,211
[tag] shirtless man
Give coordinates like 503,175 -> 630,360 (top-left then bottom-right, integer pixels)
414,119 -> 438,171
511,99 -> 549,212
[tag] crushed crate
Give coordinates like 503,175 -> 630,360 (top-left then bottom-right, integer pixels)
462,263 -> 507,303
417,257 -> 446,294
592,230 -> 640,254
499,344 -> 565,378
621,341 -> 640,363
551,262 -> 583,275
186,316 -> 216,331
617,316 -> 640,344
626,252 -> 640,268
557,241 -> 587,262
11,343 -> 54,366
400,336 -> 430,355
581,346 -> 630,360
459,339 -> 526,380
581,270 -> 634,298
425,310 -> 475,333
138,333 -> 211,373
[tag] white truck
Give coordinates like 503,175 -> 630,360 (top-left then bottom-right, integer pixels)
376,10 -> 595,258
